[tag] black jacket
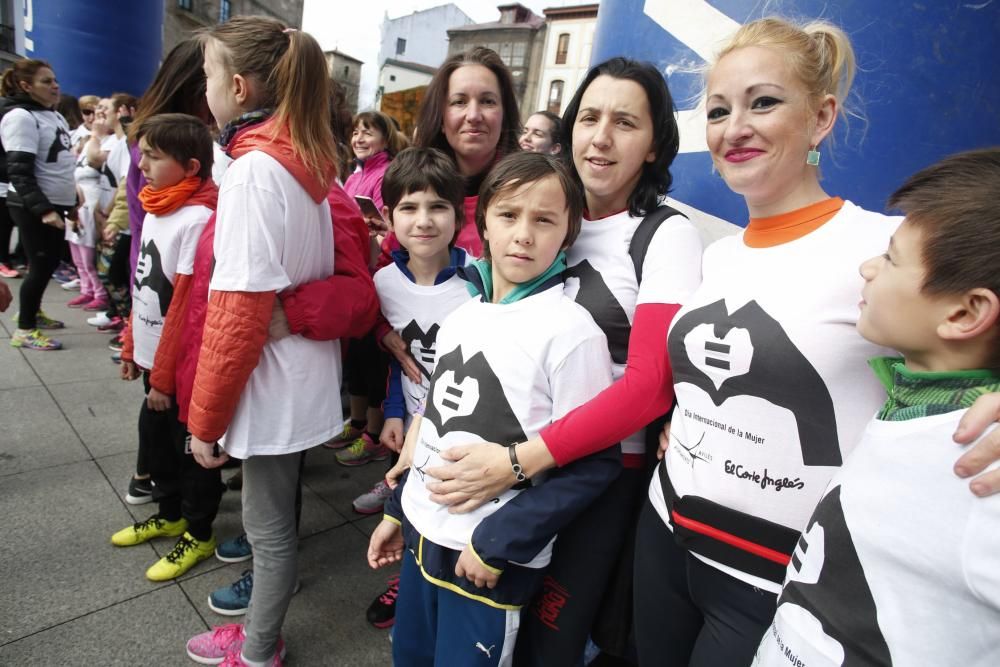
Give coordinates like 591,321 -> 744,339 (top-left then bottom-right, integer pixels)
1,94 -> 59,217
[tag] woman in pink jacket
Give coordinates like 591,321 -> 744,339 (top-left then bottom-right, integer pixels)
342,110 -> 406,222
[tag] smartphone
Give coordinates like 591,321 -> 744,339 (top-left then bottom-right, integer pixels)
354,195 -> 386,227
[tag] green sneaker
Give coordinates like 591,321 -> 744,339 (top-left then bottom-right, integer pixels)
334,433 -> 391,467
11,310 -> 65,330
111,515 -> 188,547
10,328 -> 62,351
146,532 -> 216,581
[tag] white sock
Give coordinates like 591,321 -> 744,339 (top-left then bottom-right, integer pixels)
240,652 -> 271,667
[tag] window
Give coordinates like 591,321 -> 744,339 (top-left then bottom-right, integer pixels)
219,0 -> 230,22
389,75 -> 396,82
396,38 -> 406,56
177,0 -> 192,10
547,80 -> 564,115
511,42 -> 526,68
556,33 -> 570,64
500,9 -> 516,24
499,42 -> 513,66
343,66 -> 350,78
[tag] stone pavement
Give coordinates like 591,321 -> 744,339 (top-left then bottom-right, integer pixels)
0,276 -> 394,666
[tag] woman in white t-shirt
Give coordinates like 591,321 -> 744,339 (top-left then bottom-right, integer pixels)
182,17 -> 343,667
1,59 -> 77,350
632,17 -> 1000,667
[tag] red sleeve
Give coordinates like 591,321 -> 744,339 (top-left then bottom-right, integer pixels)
376,231 -> 400,270
373,310 -> 393,348
187,290 -> 275,442
541,302 -> 681,466
280,185 -> 379,341
149,273 -> 192,396
120,312 -> 135,364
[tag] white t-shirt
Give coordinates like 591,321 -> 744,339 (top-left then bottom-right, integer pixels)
655,201 -> 900,592
131,204 -> 212,369
210,150 -> 342,458
65,201 -> 98,248
105,135 -> 131,183
0,107 -> 76,206
212,143 -> 231,186
70,124 -> 92,151
374,263 -> 472,421
564,207 -> 703,455
402,285 -> 613,568
755,412 -> 1000,667
74,149 -> 115,212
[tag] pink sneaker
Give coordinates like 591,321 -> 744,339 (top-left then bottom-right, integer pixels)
66,294 -> 93,308
83,298 -> 110,311
186,624 -> 285,666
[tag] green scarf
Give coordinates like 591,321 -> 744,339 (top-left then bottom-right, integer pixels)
465,251 -> 567,305
869,356 -> 1000,421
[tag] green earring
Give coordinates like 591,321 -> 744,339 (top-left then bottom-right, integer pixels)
806,147 -> 821,166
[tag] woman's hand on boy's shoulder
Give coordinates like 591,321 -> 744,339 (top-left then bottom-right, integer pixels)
954,393 -> 1000,497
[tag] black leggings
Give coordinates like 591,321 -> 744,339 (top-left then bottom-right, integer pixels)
9,203 -> 68,329
0,200 -> 16,264
143,372 -> 224,541
344,331 -> 389,406
632,498 -> 778,667
515,467 -> 645,666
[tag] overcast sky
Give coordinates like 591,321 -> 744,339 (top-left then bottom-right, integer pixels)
302,0 -> 587,108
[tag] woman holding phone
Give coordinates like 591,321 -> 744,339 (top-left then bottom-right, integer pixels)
343,110 -> 407,240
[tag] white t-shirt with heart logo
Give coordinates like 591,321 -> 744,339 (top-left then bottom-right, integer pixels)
401,284 -> 612,567
654,201 -> 900,592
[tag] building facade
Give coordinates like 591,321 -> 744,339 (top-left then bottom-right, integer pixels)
0,0 -> 19,70
447,4 -> 546,122
378,58 -> 437,98
377,3 -> 474,71
534,4 -> 598,117
326,49 -> 364,114
164,0 -> 304,58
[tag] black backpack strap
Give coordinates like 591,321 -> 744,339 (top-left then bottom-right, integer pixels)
628,205 -> 686,285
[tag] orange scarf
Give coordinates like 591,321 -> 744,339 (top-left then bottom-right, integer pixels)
139,177 -> 218,216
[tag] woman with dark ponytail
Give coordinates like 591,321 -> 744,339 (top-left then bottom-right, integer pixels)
1,59 -> 77,350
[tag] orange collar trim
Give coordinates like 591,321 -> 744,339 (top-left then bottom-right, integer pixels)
744,197 -> 845,248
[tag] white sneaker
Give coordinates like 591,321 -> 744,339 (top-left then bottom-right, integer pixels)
60,278 -> 80,291
87,311 -> 111,327
352,479 -> 393,515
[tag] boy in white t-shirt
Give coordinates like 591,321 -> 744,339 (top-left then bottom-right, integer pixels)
754,148 -> 1000,667
109,114 -> 222,582
374,149 -> 473,468
359,147 -> 474,629
368,152 -> 621,665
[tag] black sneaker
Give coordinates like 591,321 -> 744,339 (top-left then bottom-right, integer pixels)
366,574 -> 399,629
226,469 -> 243,491
125,476 -> 154,505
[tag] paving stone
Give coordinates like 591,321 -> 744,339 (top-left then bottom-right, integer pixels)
0,343 -> 41,389
49,378 -> 146,459
0,586 -> 202,666
0,385 -> 89,476
301,445 -> 388,519
22,329 -> 122,387
0,461 -> 168,641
